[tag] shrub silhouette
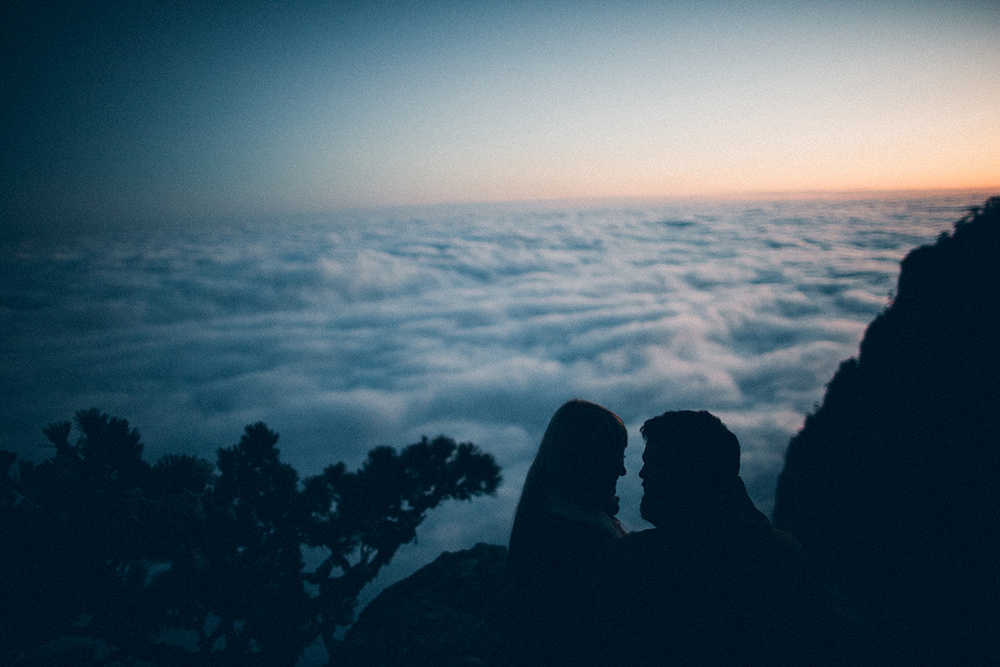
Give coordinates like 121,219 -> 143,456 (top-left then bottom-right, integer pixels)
1,410 -> 501,666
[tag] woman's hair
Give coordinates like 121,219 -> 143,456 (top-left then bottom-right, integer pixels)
516,399 -> 628,515
504,399 -> 628,590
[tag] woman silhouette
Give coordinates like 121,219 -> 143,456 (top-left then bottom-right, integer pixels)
498,399 -> 628,665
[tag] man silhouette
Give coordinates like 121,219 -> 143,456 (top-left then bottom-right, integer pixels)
571,410 -> 851,666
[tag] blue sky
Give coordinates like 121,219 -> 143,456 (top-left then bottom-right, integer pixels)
3,0 -> 998,226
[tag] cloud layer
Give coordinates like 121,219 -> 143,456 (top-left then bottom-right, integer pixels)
0,192 -> 985,601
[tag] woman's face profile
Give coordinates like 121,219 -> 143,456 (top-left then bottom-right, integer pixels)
575,439 -> 626,510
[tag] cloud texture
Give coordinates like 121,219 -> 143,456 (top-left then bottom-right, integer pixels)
0,192 -> 986,602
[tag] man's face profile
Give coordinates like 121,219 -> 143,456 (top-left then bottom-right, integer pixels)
639,434 -> 714,522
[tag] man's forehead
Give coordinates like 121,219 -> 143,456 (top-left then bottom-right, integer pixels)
641,438 -> 673,461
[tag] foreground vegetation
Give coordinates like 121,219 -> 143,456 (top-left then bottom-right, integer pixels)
1,410 -> 501,666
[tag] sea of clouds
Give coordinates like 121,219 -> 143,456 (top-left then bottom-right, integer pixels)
0,192 -> 990,614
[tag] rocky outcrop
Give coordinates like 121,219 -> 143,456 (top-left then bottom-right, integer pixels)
773,197 -> 1000,664
342,543 -> 507,667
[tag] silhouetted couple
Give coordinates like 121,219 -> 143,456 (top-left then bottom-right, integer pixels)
498,400 -> 858,666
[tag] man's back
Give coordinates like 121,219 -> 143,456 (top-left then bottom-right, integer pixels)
572,488 -> 832,666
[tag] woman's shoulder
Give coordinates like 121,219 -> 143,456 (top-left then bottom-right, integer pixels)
515,508 -> 617,548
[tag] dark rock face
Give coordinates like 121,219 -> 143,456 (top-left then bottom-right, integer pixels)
342,543 -> 507,667
773,198 -> 1000,665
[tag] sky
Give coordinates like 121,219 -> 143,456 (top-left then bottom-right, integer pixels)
3,0 -> 999,226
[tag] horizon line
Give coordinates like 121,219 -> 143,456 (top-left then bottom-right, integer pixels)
6,185 -> 999,233
318,185 -> 1000,216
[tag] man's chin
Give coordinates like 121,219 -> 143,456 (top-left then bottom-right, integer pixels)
605,495 -> 620,516
640,496 -> 666,524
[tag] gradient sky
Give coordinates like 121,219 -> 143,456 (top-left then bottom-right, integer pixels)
3,0 -> 998,225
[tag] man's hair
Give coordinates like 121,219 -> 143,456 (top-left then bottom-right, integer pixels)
640,410 -> 740,480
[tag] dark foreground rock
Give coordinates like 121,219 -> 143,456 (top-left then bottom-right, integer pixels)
773,197 -> 1000,665
342,543 -> 507,667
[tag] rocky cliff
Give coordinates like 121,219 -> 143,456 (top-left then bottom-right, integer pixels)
342,542 -> 507,667
773,197 -> 1000,664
